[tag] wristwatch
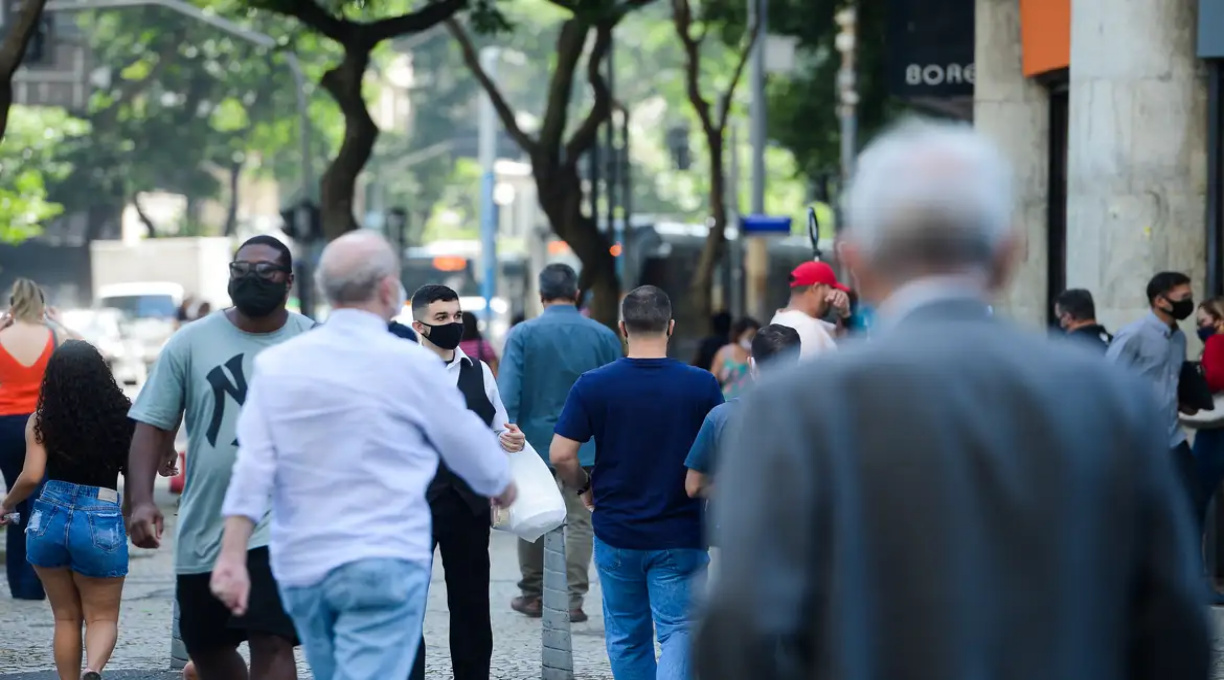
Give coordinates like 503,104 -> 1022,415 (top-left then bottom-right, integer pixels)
575,473 -> 591,496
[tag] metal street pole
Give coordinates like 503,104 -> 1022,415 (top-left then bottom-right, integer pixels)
745,0 -> 769,321
477,46 -> 499,325
44,0 -> 318,315
835,6 -> 858,190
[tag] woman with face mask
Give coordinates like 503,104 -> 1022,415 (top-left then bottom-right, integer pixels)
1190,298 -> 1224,603
708,317 -> 760,399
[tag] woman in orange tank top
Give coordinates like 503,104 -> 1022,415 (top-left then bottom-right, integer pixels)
0,278 -> 70,600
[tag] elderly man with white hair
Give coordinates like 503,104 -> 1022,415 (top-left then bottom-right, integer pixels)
695,120 -> 1212,680
210,231 -> 516,680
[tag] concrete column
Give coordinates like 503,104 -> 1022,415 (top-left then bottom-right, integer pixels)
540,527 -> 574,680
1065,0 -> 1207,332
973,0 -> 1051,327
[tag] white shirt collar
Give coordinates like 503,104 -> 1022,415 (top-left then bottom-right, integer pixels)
445,345 -> 473,371
873,274 -> 991,334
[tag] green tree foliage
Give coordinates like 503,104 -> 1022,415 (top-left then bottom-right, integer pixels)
0,106 -> 89,243
50,5 -> 343,235
237,0 -> 504,240
702,0 -> 895,181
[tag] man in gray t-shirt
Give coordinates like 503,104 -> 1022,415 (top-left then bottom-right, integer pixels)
127,235 -> 313,680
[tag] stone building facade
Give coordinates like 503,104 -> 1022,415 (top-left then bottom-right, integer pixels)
975,0 -> 1222,332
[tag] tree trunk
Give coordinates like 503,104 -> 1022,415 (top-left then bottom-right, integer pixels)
131,193 -> 157,238
0,0 -> 49,141
689,139 -> 727,327
319,48 -> 377,241
224,160 -> 242,236
535,156 -> 620,329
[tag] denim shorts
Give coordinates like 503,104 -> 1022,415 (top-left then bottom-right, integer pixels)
26,479 -> 129,578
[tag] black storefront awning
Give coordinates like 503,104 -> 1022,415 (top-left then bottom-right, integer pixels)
886,0 -> 975,99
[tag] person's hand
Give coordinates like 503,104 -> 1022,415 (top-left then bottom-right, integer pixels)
492,481 -> 518,508
499,424 -> 526,453
826,289 -> 851,318
0,504 -> 13,526
1180,404 -> 1201,416
129,501 -> 164,549
158,450 -> 180,478
210,555 -> 250,616
580,488 -> 594,512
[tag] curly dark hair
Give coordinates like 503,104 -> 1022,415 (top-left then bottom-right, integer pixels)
35,340 -> 133,473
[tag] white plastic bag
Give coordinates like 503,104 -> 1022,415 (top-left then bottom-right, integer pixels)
492,441 -> 567,542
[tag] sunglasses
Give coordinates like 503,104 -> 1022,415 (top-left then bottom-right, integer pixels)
229,261 -> 289,280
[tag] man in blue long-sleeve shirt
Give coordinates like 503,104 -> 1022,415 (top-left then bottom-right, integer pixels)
498,263 -> 622,621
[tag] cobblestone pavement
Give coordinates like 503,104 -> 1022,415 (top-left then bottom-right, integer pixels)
1,511 -> 615,680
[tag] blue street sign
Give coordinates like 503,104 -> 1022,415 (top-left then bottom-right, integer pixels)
741,215 -> 792,234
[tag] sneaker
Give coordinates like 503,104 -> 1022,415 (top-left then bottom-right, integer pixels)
510,595 -> 542,617
569,607 -> 588,623
82,672 -> 101,680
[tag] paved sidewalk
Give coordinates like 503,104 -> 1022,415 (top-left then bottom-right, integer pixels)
0,513 -> 615,679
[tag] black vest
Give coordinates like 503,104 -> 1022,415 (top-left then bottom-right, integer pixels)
426,357 -> 497,515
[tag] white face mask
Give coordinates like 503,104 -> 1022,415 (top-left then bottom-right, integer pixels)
739,338 -> 753,351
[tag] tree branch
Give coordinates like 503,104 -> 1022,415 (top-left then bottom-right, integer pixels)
716,15 -> 759,131
445,19 -> 537,154
672,0 -> 713,132
262,0 -> 351,44
364,0 -> 466,47
0,0 -> 47,79
563,21 -> 614,164
539,19 -> 589,155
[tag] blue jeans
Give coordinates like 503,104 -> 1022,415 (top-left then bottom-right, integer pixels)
593,536 -> 709,680
1194,428 -> 1224,523
279,558 -> 430,680
26,480 -> 128,578
0,413 -> 44,599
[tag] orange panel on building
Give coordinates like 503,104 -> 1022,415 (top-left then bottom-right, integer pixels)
1020,0 -> 1071,77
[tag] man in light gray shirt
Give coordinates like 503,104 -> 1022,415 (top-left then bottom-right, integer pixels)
1107,271 -> 1199,509
210,232 -> 516,680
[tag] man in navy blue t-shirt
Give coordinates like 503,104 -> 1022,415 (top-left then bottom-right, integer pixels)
551,285 -> 723,680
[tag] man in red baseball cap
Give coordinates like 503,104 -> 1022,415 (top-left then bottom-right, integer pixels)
769,261 -> 851,358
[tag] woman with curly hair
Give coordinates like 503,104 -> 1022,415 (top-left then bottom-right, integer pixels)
1,340 -> 135,680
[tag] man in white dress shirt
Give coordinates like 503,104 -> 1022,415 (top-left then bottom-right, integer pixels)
406,283 -> 524,680
210,232 -> 516,680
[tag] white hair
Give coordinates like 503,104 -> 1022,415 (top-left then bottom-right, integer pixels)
315,231 -> 398,305
842,118 -> 1014,273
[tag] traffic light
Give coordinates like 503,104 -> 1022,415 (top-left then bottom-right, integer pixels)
665,125 -> 691,171
279,201 -> 322,242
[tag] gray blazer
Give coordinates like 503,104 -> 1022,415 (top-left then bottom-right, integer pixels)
696,297 -> 1211,680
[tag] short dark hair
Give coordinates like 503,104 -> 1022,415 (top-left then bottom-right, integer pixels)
620,285 -> 672,334
539,264 -> 579,302
750,324 -> 802,367
731,317 -> 761,339
236,234 -> 292,270
411,284 -> 459,319
1146,271 -> 1192,304
1054,288 -> 1096,321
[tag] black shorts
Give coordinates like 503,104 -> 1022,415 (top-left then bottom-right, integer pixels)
176,546 -> 299,657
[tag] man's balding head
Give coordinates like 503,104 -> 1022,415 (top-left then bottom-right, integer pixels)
316,231 -> 402,319
840,118 -> 1018,301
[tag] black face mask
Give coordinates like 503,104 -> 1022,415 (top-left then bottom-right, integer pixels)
1167,297 -> 1195,321
422,321 -> 464,350
228,276 -> 287,318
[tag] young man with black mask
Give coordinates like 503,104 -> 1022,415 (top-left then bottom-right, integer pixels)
407,284 -> 525,680
126,235 -> 314,680
1107,271 -> 1200,514
1054,288 -> 1111,352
